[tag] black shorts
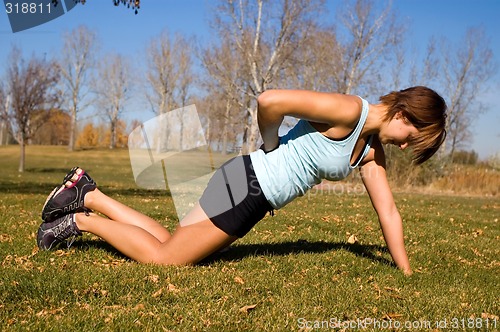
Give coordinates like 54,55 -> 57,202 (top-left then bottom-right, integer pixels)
199,155 -> 273,238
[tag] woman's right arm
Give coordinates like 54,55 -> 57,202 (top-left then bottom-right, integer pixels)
257,90 -> 361,152
360,139 -> 412,276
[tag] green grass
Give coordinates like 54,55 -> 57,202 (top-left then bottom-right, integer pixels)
1,145 -> 499,331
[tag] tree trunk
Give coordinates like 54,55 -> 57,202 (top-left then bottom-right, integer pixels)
179,105 -> 185,152
0,121 -> 5,145
247,109 -> 260,153
109,119 -> 116,149
18,136 -> 25,172
221,100 -> 231,155
241,126 -> 249,155
68,111 -> 76,151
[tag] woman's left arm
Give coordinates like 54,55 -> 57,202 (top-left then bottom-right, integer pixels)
256,89 -> 361,152
359,138 -> 412,276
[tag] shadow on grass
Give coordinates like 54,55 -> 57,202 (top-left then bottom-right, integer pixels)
71,238 -> 393,268
73,239 -> 127,257
204,240 -> 393,267
0,180 -> 171,198
0,181 -> 59,195
25,167 -> 75,173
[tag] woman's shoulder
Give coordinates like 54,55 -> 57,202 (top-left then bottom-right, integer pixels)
307,94 -> 366,139
319,93 -> 364,126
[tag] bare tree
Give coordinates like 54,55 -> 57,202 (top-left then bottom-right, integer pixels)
145,32 -> 176,119
212,93 -> 244,154
59,25 -> 97,151
0,83 -> 10,145
177,37 -> 194,109
332,0 -> 405,96
94,54 -> 132,149
408,37 -> 440,87
145,32 -> 194,115
5,47 -> 60,172
439,27 -> 497,157
202,38 -> 249,154
209,0 -> 324,153
175,36 -> 195,151
144,32 -> 195,152
285,27 -> 341,91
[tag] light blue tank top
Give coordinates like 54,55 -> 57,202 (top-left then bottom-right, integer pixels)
250,97 -> 373,209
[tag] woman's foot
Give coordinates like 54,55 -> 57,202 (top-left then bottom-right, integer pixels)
41,167 -> 96,223
37,213 -> 82,250
36,213 -> 82,250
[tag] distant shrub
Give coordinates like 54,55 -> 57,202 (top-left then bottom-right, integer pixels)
451,150 -> 478,165
384,145 -> 446,188
432,165 -> 499,196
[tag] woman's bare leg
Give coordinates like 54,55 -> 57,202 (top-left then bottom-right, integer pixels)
43,168 -> 237,263
83,188 -> 171,242
75,203 -> 237,265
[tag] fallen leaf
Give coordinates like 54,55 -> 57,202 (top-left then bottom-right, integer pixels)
239,304 -> 257,313
473,229 -> 484,237
152,288 -> 163,298
167,283 -> 179,293
0,234 -> 12,243
384,287 -> 400,293
471,248 -> 484,257
481,312 -> 499,320
103,305 -> 123,310
134,304 -> 145,311
54,250 -> 71,257
234,276 -> 245,284
382,313 -> 403,320
144,275 -> 160,283
347,234 -> 358,244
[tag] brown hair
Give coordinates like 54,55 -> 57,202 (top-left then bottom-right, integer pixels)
379,86 -> 447,164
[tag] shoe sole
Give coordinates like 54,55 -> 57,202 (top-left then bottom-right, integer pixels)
41,167 -> 91,222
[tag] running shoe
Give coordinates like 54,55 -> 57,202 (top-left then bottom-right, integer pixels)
41,167 -> 96,223
37,213 -> 82,250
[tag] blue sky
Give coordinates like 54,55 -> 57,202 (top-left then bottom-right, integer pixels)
1,0 -> 499,159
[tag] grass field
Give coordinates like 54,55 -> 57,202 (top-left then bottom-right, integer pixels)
0,145 -> 499,331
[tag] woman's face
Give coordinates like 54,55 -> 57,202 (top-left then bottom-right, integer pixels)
379,112 -> 419,150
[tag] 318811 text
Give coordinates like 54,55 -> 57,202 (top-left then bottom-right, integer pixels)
5,2 -> 52,14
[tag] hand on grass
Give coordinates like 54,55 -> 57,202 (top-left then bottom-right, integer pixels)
403,268 -> 413,276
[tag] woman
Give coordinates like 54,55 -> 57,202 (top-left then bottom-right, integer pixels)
37,86 -> 447,276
